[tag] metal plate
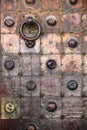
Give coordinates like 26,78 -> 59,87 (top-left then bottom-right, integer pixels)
1,0 -> 87,129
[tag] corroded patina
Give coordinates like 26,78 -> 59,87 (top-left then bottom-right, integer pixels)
1,0 -> 87,130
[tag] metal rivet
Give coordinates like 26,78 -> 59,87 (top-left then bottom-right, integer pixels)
39,72 -> 43,76
40,93 -> 45,98
26,81 -> 36,91
39,114 -> 45,119
18,115 -> 23,120
46,101 -> 57,112
69,0 -> 78,5
20,17 -> 41,41
25,0 -> 35,4
81,93 -> 85,97
46,15 -> 57,26
27,124 -> 37,130
18,52 -> 22,55
81,115 -> 85,119
4,60 -> 15,70
60,93 -> 64,97
46,60 -> 57,70
18,72 -> 23,76
67,80 -> 78,91
18,94 -> 23,98
4,16 -> 15,27
25,40 -> 35,48
5,102 -> 15,114
67,37 -> 78,48
60,115 -> 65,119
26,17 -> 34,25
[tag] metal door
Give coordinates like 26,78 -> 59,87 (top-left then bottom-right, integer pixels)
0,0 -> 87,130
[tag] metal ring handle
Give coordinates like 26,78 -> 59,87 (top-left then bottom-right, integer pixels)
20,17 -> 41,41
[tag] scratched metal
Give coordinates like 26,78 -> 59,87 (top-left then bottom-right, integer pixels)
1,0 -> 87,130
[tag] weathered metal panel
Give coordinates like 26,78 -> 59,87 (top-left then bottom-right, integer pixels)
1,0 -> 87,129
41,75 -> 61,96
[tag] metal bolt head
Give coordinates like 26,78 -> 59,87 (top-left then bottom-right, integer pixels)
60,115 -> 65,119
67,80 -> 78,91
25,0 -> 35,4
81,115 -> 85,119
18,72 -> 23,76
27,124 -> 37,130
46,101 -> 57,112
4,16 -> 15,27
68,37 -> 78,48
26,81 -> 36,91
26,17 -> 34,25
46,15 -> 57,26
46,60 -> 57,70
5,102 -> 15,114
40,93 -> 45,98
25,40 -> 35,48
4,60 -> 15,70
39,114 -> 45,119
69,0 -> 78,5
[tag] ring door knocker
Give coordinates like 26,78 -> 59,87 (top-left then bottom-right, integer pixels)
20,17 -> 41,45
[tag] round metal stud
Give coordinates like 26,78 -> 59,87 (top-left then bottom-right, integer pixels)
69,0 -> 78,5
27,124 -> 37,130
46,60 -> 57,70
67,37 -> 78,48
67,80 -> 78,91
46,101 -> 57,112
20,17 -> 41,41
4,16 -> 15,27
26,81 -> 36,91
26,17 -> 34,25
46,15 -> 57,26
25,0 -> 35,4
25,40 -> 35,48
5,102 -> 15,114
4,60 -> 15,70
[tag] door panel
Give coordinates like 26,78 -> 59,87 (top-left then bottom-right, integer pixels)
1,0 -> 87,130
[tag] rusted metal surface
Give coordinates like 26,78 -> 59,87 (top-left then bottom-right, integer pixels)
1,0 -> 87,130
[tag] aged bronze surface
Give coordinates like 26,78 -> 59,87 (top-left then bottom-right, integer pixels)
1,0 -> 87,130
